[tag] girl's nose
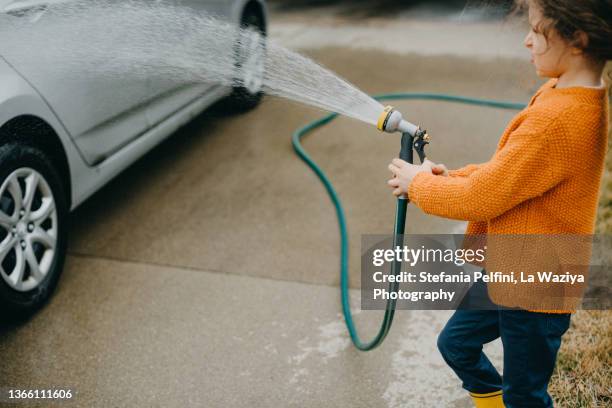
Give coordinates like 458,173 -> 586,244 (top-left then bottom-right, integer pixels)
524,32 -> 533,49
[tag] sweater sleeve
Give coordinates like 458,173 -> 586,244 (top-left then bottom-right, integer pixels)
448,163 -> 483,177
408,117 -> 569,222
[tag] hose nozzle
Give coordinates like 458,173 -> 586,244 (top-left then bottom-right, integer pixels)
376,105 -> 420,136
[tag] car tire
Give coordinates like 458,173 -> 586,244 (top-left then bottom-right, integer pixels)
0,143 -> 68,323
215,9 -> 266,113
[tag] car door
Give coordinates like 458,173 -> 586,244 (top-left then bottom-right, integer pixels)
144,0 -> 233,127
0,0 -> 151,165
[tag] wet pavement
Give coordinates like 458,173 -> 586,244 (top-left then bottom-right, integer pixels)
1,4 -> 541,407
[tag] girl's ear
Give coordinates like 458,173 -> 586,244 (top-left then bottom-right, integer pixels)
570,31 -> 589,55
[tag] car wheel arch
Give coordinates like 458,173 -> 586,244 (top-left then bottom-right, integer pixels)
0,115 -> 72,208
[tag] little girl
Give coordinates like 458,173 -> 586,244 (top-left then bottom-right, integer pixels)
387,1 -> 610,407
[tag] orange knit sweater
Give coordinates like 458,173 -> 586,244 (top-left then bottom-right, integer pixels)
408,78 -> 609,311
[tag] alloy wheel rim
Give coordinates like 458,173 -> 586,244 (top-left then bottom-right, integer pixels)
0,168 -> 57,292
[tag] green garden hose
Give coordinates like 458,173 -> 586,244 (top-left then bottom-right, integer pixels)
292,93 -> 525,351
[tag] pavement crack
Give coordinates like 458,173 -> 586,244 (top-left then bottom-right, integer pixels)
66,251 -> 354,290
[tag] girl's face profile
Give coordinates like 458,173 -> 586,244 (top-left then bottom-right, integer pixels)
523,3 -> 572,79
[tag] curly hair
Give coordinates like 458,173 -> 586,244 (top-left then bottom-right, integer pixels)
516,0 -> 612,63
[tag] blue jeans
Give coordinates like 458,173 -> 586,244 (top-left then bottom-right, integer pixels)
437,288 -> 571,407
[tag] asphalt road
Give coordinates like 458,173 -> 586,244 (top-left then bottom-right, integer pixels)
0,4 -> 541,407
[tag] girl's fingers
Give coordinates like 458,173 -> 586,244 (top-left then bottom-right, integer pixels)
387,178 -> 400,187
392,158 -> 408,168
388,163 -> 401,175
432,164 -> 448,175
392,188 -> 403,196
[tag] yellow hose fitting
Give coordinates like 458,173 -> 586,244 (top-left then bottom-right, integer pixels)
377,106 -> 395,132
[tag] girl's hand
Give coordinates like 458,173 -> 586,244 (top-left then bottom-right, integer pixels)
387,158 -> 436,197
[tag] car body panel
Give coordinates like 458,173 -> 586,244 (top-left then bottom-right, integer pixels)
75,84 -> 230,208
0,56 -> 91,207
1,0 -> 161,164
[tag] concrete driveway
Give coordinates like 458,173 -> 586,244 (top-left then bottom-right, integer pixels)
0,3 -> 540,407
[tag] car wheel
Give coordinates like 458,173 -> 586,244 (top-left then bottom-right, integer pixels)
217,9 -> 266,112
0,143 -> 68,322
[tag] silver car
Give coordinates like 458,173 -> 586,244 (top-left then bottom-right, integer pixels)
0,0 -> 267,320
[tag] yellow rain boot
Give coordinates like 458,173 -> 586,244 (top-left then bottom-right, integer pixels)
469,390 -> 505,408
